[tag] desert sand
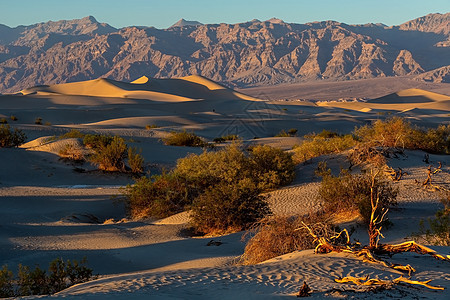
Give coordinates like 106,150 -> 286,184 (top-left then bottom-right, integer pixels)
0,75 -> 449,299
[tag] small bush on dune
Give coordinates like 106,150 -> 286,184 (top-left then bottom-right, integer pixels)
240,213 -> 334,265
58,144 -> 85,161
83,134 -> 114,150
89,136 -> 127,171
293,133 -> 356,163
145,124 -> 160,130
0,118 -> 7,124
124,174 -> 192,219
59,129 -> 85,140
0,258 -> 93,297
35,117 -> 42,125
248,144 -> 296,190
213,134 -> 240,143
318,168 -> 397,224
10,115 -> 17,121
417,193 -> 450,246
163,130 -> 206,147
0,124 -> 27,148
190,179 -> 271,234
127,147 -> 145,174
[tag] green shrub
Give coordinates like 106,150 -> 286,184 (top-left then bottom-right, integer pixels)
127,147 -> 145,174
417,193 -> 449,246
0,118 -> 7,124
89,136 -> 127,171
83,134 -> 114,150
0,124 -> 27,148
145,124 -> 160,130
409,124 -> 450,154
10,115 -> 17,121
0,258 -> 92,296
35,117 -> 42,125
293,134 -> 356,163
248,144 -> 296,190
0,265 -> 14,298
190,179 -> 271,234
318,168 -> 397,224
213,134 -> 240,143
162,130 -> 206,147
275,128 -> 298,137
240,213 -> 334,265
60,129 -> 85,139
124,174 -> 192,219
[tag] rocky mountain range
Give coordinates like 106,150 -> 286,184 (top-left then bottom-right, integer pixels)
0,14 -> 449,93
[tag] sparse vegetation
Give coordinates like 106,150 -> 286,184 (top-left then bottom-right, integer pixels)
275,128 -> 298,137
124,143 -> 295,233
162,130 -> 206,147
190,179 -> 270,234
58,144 -> 85,161
240,213 -> 334,265
317,167 -> 397,224
124,174 -> 191,219
10,115 -> 17,121
213,134 -> 240,143
145,124 -> 160,130
127,147 -> 145,174
89,136 -> 128,171
34,117 -> 42,125
416,193 -> 450,246
0,118 -> 7,124
293,132 -> 356,163
59,129 -> 85,139
0,258 -> 93,297
0,124 -> 27,148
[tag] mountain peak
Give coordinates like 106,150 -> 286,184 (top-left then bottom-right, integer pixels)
169,19 -> 203,28
266,18 -> 284,24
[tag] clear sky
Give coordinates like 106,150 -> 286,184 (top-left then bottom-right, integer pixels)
0,0 -> 449,29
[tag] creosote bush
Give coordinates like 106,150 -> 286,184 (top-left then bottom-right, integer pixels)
190,179 -> 270,234
162,130 -> 206,147
293,132 -> 356,163
240,213 -> 335,265
318,166 -> 397,224
0,258 -> 93,297
417,193 -> 450,246
124,174 -> 191,219
127,147 -> 145,174
0,124 -> 27,148
213,134 -> 240,143
89,136 -> 128,171
124,143 -> 295,233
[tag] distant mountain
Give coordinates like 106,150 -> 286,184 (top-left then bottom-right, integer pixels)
0,14 -> 449,93
170,19 -> 203,28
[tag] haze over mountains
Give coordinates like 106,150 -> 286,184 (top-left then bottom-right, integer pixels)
0,13 -> 449,93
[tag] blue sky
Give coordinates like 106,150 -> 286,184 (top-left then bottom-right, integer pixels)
1,0 -> 449,28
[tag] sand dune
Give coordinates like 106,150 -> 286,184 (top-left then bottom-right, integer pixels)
367,88 -> 450,103
21,75 -> 260,102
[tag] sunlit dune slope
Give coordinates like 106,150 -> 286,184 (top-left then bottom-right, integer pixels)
20,75 -> 260,102
367,88 -> 450,103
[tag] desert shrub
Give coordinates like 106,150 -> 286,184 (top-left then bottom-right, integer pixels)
176,143 -> 250,189
83,134 -> 114,150
59,144 -> 85,161
35,117 -> 42,125
145,124 -> 160,130
59,129 -> 85,139
10,115 -> 17,121
162,130 -> 206,147
0,118 -> 7,124
248,144 -> 296,190
240,213 -> 334,265
0,265 -> 14,298
124,174 -> 192,219
347,144 -> 387,168
89,136 -> 127,171
354,117 -> 415,148
318,168 -> 397,224
0,258 -> 92,296
409,124 -> 450,154
417,193 -> 450,246
293,134 -> 356,163
44,121 -> 52,126
276,128 -> 298,137
190,178 -> 271,234
127,147 -> 145,174
0,124 -> 27,147
213,134 -> 240,143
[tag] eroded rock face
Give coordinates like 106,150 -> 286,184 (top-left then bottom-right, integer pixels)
0,14 -> 449,93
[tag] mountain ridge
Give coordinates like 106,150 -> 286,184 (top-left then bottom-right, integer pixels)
0,13 -> 449,93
